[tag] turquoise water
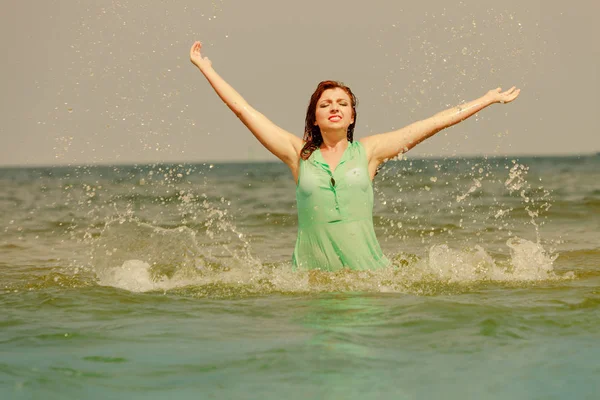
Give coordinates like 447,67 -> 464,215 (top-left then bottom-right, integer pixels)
1,155 -> 599,398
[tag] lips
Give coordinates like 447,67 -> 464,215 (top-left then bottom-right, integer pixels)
329,115 -> 342,122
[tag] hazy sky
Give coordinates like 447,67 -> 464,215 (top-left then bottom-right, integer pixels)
2,0 -> 599,166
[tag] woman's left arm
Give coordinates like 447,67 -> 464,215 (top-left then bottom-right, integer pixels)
362,87 -> 520,169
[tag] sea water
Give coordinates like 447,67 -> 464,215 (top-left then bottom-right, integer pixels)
1,155 -> 599,399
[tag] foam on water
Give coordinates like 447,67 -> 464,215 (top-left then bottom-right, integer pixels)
420,237 -> 569,282
90,219 -> 572,296
97,260 -> 157,292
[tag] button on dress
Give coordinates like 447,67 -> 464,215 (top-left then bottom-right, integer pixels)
292,141 -> 390,271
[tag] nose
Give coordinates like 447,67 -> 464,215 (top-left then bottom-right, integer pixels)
330,103 -> 339,113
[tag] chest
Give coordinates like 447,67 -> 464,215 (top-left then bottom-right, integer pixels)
298,157 -> 371,197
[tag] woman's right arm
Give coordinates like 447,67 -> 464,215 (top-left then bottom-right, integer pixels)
190,41 -> 302,170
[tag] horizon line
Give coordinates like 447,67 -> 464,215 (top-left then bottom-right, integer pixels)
0,151 -> 597,169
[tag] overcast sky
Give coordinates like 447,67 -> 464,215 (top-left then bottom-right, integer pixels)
2,0 -> 598,166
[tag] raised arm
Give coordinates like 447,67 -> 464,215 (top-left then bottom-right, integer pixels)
361,87 -> 520,173
190,41 -> 303,172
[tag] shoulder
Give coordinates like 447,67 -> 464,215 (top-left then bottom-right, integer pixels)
358,136 -> 378,159
358,135 -> 378,148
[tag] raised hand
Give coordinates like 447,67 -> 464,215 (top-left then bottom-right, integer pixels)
190,41 -> 212,71
486,86 -> 521,104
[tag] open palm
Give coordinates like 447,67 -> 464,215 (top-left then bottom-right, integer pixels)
487,87 -> 521,104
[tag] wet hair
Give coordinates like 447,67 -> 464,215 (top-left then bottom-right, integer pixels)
301,80 -> 358,160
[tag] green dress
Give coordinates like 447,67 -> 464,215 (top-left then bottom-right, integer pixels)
292,141 -> 390,271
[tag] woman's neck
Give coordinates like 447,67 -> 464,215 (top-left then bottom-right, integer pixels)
320,132 -> 348,152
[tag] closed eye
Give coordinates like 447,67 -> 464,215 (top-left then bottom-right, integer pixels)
319,99 -> 349,107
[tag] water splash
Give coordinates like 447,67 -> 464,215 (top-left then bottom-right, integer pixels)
89,217 -> 571,296
420,236 -> 567,282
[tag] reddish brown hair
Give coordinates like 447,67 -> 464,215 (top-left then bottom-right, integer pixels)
301,80 -> 358,160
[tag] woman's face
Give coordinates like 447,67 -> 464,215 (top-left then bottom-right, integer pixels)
314,88 -> 354,134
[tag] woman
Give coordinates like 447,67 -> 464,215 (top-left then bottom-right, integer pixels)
189,41 -> 520,271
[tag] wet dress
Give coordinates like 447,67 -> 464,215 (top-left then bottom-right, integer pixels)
292,141 -> 390,271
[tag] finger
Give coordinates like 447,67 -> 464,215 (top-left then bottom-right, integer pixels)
506,90 -> 521,102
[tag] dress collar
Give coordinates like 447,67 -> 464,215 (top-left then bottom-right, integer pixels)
310,141 -> 356,172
